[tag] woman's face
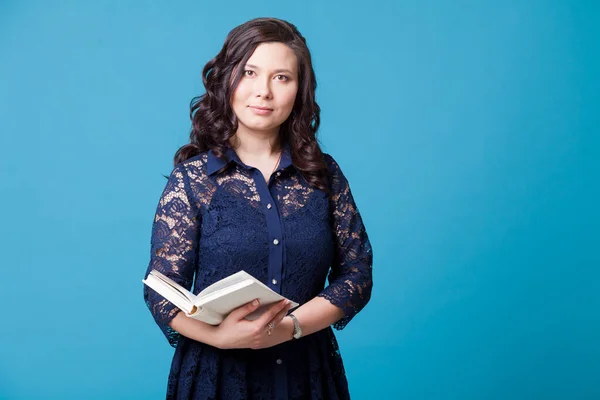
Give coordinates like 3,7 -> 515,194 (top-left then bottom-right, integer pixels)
231,42 -> 299,136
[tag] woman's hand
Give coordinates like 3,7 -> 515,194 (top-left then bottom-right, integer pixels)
214,299 -> 293,350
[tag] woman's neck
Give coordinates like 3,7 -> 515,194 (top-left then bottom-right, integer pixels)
231,127 -> 281,159
230,127 -> 283,182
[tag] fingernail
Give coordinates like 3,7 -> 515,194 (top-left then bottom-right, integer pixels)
253,299 -> 259,306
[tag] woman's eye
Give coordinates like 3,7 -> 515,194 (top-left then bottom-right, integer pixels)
244,70 -> 255,76
275,75 -> 289,81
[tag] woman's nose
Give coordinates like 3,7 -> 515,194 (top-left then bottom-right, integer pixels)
255,78 -> 272,98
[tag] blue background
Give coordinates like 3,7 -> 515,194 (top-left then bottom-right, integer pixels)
1,1 -> 598,399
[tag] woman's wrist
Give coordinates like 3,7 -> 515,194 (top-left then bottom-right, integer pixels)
279,316 -> 295,342
207,324 -> 223,348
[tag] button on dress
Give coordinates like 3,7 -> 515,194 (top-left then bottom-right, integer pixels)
143,146 -> 373,400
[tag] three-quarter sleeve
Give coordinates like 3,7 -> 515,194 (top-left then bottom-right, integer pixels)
318,155 -> 373,330
143,164 -> 200,347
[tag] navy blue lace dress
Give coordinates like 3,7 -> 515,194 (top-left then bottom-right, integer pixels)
143,146 -> 373,400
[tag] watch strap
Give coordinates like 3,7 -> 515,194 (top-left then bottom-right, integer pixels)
289,313 -> 302,340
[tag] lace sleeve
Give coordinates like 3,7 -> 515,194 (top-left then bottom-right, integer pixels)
318,155 -> 373,330
143,164 -> 200,347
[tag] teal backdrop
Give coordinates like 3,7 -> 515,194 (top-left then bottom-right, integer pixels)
0,1 -> 598,399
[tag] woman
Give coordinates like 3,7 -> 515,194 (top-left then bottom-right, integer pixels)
143,17 -> 373,400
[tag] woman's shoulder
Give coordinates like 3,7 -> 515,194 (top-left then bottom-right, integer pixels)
164,152 -> 212,188
322,152 -> 343,175
174,151 -> 211,174
321,152 -> 354,194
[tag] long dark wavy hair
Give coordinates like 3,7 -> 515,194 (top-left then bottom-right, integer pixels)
173,17 -> 328,192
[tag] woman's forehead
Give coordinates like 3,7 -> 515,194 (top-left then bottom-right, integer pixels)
246,43 -> 298,73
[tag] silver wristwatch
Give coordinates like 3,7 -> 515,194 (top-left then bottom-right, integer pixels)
288,313 -> 302,340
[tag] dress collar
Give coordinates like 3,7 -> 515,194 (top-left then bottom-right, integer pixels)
207,142 -> 293,176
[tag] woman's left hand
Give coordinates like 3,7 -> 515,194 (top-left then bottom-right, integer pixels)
254,313 -> 294,349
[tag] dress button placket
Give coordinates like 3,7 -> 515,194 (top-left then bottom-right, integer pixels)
250,168 -> 284,295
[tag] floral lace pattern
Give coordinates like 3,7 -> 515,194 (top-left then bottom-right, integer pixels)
143,148 -> 372,399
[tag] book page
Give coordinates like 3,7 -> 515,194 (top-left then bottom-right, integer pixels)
197,279 -> 299,316
142,270 -> 196,314
149,270 -> 196,304
196,270 -> 255,298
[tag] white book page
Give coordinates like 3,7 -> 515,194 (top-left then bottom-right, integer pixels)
149,270 -> 197,303
196,270 -> 255,298
142,271 -> 196,314
144,269 -> 300,325
197,280 -> 299,316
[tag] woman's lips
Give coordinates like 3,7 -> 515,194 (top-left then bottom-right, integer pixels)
249,106 -> 274,115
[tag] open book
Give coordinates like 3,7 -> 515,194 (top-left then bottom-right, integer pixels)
143,269 -> 299,325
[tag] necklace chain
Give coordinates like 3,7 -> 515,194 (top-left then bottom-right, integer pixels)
271,150 -> 283,177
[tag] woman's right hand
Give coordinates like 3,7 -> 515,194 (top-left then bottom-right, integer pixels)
214,299 -> 292,350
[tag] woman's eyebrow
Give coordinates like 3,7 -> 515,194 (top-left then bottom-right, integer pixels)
245,63 -> 294,74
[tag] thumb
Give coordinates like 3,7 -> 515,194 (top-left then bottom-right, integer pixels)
230,299 -> 261,320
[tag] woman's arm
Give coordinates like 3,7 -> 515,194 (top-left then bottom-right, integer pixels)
168,311 -> 220,347
280,296 -> 344,338
170,299 -> 293,349
273,155 -> 373,343
143,164 -> 201,347
168,292 -> 344,348
315,154 -> 373,330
